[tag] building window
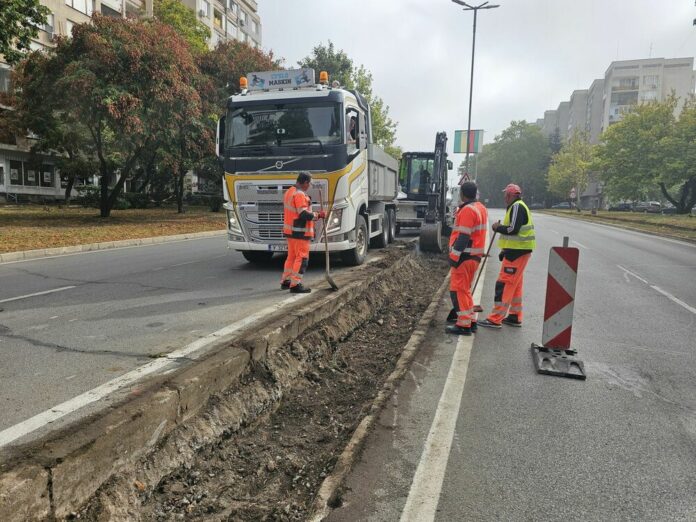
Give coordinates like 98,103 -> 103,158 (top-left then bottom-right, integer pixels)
0,165 -> 4,186
213,9 -> 223,29
40,165 -> 55,187
0,66 -> 11,93
228,0 -> 237,13
42,13 -> 55,34
200,0 -> 210,18
65,0 -> 92,16
226,20 -> 237,39
643,75 -> 659,89
251,20 -> 258,34
240,10 -> 248,28
9,161 -> 22,185
66,20 -> 76,37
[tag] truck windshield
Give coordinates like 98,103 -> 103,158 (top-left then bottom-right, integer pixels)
400,157 -> 435,195
227,102 -> 343,148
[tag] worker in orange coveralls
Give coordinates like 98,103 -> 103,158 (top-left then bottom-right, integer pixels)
281,172 -> 325,293
478,183 -> 536,328
446,181 -> 485,336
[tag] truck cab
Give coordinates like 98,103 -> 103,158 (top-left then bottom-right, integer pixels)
218,69 -> 398,265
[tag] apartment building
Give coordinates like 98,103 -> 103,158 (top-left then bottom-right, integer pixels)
567,89 -> 588,137
602,57 -> 695,130
585,79 -> 604,144
185,0 -> 262,49
0,0 -> 262,202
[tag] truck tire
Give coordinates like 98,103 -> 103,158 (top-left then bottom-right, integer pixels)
241,250 -> 274,264
387,209 -> 396,243
370,213 -> 389,249
341,215 -> 368,266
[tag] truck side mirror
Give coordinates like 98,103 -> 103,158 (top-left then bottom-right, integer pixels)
216,115 -> 226,158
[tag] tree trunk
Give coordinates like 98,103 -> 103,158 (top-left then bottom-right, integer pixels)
660,178 -> 696,214
100,166 -> 110,218
176,169 -> 186,214
64,176 -> 75,207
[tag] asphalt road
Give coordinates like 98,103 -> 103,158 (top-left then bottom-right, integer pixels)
0,237 -> 363,435
329,210 -> 696,521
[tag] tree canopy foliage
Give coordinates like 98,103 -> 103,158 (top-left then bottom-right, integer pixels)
153,0 -> 211,54
298,41 -> 398,154
476,121 -> 550,207
548,131 -> 594,200
595,96 -> 696,213
0,0 -> 49,65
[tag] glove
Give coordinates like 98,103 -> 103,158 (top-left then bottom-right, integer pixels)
317,210 -> 327,219
498,251 -> 505,262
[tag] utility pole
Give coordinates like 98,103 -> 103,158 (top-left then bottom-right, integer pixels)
451,1 -> 500,181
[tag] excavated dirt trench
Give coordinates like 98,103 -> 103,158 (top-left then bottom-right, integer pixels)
80,251 -> 448,521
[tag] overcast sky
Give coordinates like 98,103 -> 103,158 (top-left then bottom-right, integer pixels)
258,0 -> 696,165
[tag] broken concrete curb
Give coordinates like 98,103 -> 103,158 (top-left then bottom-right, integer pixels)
0,249 -> 421,521
0,229 -> 226,264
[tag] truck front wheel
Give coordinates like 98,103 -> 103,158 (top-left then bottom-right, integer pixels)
241,250 -> 274,264
341,215 -> 368,266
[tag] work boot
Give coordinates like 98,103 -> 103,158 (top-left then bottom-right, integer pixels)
290,284 -> 311,294
280,280 -> 291,290
446,307 -> 457,324
471,322 -> 478,332
477,318 -> 502,329
502,315 -> 522,327
446,325 -> 471,336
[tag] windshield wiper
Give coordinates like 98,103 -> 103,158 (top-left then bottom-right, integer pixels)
229,144 -> 273,157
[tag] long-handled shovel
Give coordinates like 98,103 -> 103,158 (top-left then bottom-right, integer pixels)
318,189 -> 339,291
472,230 -> 497,312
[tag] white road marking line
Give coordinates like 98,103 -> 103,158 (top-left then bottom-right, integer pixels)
550,229 -> 561,235
0,285 -> 76,304
49,316 -> 59,320
0,292 -> 308,448
399,334 -> 474,522
617,265 -> 649,284
400,256 -> 486,522
572,239 -> 590,249
617,265 -> 696,315
65,375 -> 76,381
650,285 -> 696,315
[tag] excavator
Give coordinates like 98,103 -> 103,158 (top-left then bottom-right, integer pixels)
396,131 -> 453,252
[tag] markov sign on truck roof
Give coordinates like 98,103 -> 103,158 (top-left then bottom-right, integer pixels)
246,69 -> 316,91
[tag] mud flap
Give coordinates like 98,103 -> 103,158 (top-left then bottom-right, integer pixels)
531,343 -> 586,380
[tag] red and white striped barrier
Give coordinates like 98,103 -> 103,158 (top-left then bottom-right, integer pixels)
542,246 -> 579,350
531,238 -> 585,380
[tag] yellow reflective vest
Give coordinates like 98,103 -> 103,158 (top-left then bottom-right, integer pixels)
497,199 -> 536,250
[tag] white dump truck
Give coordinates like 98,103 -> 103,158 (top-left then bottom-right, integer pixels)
216,68 -> 399,266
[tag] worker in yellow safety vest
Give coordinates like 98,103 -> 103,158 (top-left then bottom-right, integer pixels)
478,183 -> 536,328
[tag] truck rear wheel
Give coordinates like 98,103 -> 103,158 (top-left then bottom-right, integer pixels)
387,209 -> 396,243
341,215 -> 368,266
241,250 -> 274,264
370,213 -> 389,249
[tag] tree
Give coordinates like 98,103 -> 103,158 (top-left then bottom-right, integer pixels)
547,131 -> 594,201
153,0 -> 210,54
595,96 -> 696,212
15,16 -> 203,217
0,0 -> 49,65
476,121 -> 550,207
298,41 -> 399,153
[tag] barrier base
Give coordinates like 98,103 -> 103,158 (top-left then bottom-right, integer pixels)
531,343 -> 586,380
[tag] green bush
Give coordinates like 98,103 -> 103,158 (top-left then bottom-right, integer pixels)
124,192 -> 150,209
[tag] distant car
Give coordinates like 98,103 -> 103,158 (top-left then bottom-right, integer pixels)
661,204 -> 678,215
551,202 -> 571,209
608,202 -> 632,211
528,202 -> 544,209
634,201 -> 661,213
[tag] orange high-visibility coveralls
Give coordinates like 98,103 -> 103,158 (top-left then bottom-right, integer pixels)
471,200 -> 489,324
282,186 -> 315,288
449,202 -> 484,328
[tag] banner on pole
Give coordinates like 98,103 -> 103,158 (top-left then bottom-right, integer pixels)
453,130 -> 484,154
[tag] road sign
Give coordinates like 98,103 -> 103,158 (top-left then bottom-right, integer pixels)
569,187 -> 576,199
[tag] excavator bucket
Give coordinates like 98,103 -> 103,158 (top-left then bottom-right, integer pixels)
419,222 -> 444,253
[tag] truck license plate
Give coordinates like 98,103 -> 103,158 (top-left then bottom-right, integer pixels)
268,244 -> 287,252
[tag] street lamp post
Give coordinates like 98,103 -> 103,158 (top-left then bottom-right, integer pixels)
451,1 -> 500,182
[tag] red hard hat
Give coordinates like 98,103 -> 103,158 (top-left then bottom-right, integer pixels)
503,183 -> 522,196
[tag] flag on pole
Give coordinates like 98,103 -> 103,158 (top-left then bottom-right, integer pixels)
453,130 -> 484,154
